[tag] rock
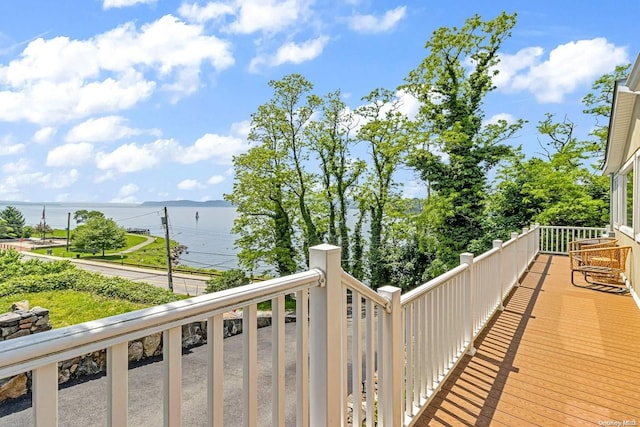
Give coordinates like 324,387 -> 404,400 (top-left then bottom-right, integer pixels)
128,341 -> 144,362
58,369 -> 71,384
10,301 -> 29,311
6,329 -> 30,340
0,374 -> 28,403
31,306 -> 49,316
0,312 -> 21,327
142,333 -> 162,357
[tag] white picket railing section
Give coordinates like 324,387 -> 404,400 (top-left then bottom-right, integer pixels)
1,225 -> 602,427
538,225 -> 607,254
398,225 -> 539,425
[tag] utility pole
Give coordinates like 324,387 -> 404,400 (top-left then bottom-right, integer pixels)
66,212 -> 71,252
162,206 -> 174,291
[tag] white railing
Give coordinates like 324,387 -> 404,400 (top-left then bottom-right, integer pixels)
0,265 -> 327,427
538,225 -> 607,254
2,225 -> 583,427
398,225 -> 539,425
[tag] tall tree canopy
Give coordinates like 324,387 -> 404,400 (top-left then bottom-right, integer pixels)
402,12 -> 523,272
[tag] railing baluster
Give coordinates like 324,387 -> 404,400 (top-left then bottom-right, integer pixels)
404,304 -> 413,416
420,295 -> 427,399
33,362 -> 58,427
107,341 -> 128,427
296,289 -> 309,427
365,299 -> 374,427
207,314 -> 224,427
413,300 -> 420,409
243,304 -> 257,427
272,295 -> 285,427
163,326 -> 182,427
342,288 -> 348,425
351,291 -> 363,427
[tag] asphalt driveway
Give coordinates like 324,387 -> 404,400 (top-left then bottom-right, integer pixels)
0,323 -> 299,426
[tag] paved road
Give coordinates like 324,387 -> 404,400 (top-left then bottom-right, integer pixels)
19,252 -> 209,297
0,323 -> 299,426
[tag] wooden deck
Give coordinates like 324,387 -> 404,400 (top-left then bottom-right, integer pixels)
415,254 -> 640,426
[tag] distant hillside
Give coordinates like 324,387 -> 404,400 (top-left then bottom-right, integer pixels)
141,200 -> 233,207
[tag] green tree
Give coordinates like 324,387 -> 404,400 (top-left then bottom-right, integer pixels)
355,88 -> 415,286
402,12 -> 523,271
0,206 -> 25,238
73,209 -> 105,224
0,218 -> 13,239
34,222 -> 52,237
72,216 -> 126,256
205,269 -> 250,293
306,90 -> 364,271
488,114 -> 608,237
581,64 -> 630,167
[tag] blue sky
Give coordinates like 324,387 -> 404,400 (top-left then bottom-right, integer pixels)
0,0 -> 635,203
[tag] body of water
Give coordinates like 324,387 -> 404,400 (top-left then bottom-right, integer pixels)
0,203 -> 242,272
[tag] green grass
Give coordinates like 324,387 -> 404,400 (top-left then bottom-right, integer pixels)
30,231 -> 222,276
0,290 -> 150,328
256,297 -> 297,311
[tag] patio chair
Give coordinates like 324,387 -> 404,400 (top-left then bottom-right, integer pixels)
568,237 -> 617,252
569,245 -> 631,293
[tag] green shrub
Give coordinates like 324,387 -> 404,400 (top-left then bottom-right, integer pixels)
0,250 -> 180,305
205,269 -> 249,293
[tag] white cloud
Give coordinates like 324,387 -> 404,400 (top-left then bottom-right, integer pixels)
112,183 -> 140,202
44,169 -> 79,189
396,89 -> 420,120
178,178 -> 202,190
66,115 -> 155,142
485,113 -> 516,126
96,143 -> 160,173
0,136 -> 25,156
272,36 -> 330,66
119,183 -> 139,196
178,2 -> 234,24
207,175 -> 225,185
495,39 -> 628,103
33,126 -> 57,144
3,158 -> 31,174
46,142 -> 94,167
228,0 -> 310,34
175,133 -> 249,164
250,36 -> 329,72
0,15 -> 234,125
103,0 -> 156,9
348,6 -> 406,34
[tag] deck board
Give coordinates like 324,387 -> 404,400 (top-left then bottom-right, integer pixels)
414,254 -> 640,426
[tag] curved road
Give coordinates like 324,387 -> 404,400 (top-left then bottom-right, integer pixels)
20,251 -> 209,296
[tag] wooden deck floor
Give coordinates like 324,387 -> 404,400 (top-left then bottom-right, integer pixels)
414,254 -> 640,426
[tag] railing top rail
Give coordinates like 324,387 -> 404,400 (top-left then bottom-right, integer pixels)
538,225 -> 606,231
474,246 -> 500,263
400,263 -> 468,306
0,269 -> 323,371
341,271 -> 391,312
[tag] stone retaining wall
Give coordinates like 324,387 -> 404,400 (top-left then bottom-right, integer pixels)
0,305 -> 294,403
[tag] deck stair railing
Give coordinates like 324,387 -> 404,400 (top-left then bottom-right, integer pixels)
1,225 -> 604,426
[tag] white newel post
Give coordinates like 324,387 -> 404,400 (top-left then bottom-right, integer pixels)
377,285 -> 402,427
522,227 -> 529,273
511,232 -> 519,287
309,244 -> 343,427
461,253 -> 476,356
493,240 -> 504,311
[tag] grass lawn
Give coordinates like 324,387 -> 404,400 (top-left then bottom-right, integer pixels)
0,290 -> 151,328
